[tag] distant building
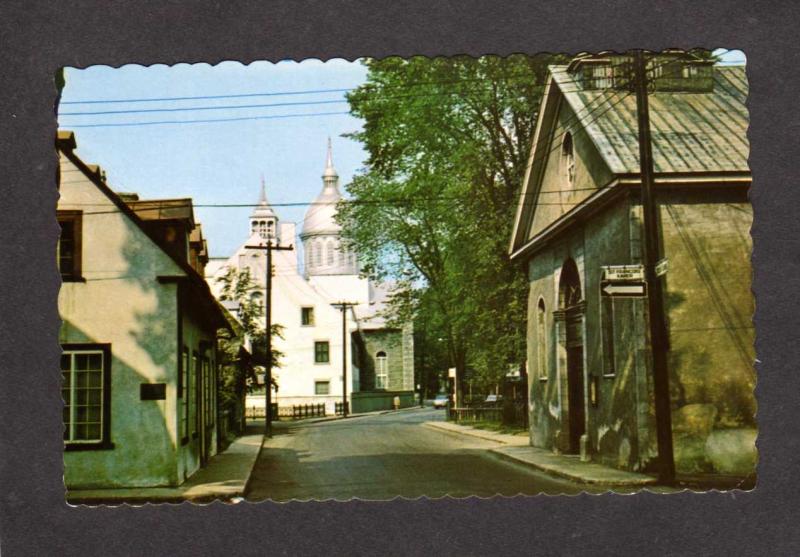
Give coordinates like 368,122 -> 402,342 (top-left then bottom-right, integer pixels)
509,53 -> 755,478
207,140 -> 415,415
57,131 -> 229,489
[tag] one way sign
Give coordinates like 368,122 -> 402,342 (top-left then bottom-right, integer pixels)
601,281 -> 647,298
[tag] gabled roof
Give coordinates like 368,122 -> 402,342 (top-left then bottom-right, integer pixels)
128,198 -> 195,227
57,131 -> 230,332
510,62 -> 749,258
551,64 -> 749,174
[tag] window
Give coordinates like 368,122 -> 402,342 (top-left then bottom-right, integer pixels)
314,241 -> 322,267
562,132 -> 575,187
192,354 -> 200,436
57,211 -> 83,281
601,295 -> 616,376
536,300 -> 547,380
326,240 -> 335,266
62,344 -> 111,448
375,351 -> 388,389
314,341 -> 330,364
301,307 -> 315,326
315,380 -> 330,395
180,347 -> 189,443
258,220 -> 267,238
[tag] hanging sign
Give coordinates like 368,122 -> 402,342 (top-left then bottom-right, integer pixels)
601,264 -> 644,281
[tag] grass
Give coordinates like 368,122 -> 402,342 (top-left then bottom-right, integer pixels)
464,420 -> 528,436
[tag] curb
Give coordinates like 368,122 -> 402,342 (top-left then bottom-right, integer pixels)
422,421 -> 529,446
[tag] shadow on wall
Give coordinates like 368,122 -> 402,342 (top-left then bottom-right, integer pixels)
60,217 -> 181,489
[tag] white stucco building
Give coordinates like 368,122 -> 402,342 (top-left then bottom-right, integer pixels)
207,140 -> 415,415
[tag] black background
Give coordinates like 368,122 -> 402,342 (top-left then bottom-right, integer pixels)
0,1 -> 797,555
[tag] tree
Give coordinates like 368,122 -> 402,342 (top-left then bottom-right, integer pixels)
339,54 -> 564,396
216,267 -> 283,430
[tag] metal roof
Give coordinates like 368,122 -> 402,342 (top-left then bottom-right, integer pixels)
551,64 -> 749,174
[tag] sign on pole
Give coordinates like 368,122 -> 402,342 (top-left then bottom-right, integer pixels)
655,258 -> 669,277
601,280 -> 647,297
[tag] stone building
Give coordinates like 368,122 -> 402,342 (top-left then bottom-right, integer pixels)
509,53 -> 755,479
207,140 -> 415,415
57,131 -> 229,489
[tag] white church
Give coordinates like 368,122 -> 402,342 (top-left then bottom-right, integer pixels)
206,140 -> 415,416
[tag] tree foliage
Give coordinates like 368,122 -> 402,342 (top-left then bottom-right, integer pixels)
216,267 -> 283,407
339,54 -> 565,392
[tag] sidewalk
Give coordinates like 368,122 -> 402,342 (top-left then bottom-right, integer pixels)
424,420 -> 657,487
66,426 -> 264,505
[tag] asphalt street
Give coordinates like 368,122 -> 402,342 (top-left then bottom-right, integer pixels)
245,406 -> 611,501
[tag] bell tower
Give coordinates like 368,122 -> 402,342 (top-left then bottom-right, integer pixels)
250,174 -> 279,240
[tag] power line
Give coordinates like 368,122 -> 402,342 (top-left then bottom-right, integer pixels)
59,72 -> 556,106
65,110 -> 353,129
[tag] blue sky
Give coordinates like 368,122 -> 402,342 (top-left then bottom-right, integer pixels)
58,50 -> 745,258
59,59 -> 369,257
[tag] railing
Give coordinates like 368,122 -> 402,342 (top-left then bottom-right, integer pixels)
335,401 -> 349,416
246,403 -> 279,420
290,403 -> 326,420
448,406 -> 502,423
448,401 -> 529,428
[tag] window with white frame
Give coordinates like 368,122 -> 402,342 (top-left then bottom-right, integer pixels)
61,346 -> 110,445
326,239 -> 334,266
375,351 -> 388,389
314,241 -> 322,267
315,380 -> 330,395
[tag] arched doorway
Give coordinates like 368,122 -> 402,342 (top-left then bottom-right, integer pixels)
559,258 -> 585,454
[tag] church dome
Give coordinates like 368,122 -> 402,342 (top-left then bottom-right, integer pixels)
301,138 -> 342,239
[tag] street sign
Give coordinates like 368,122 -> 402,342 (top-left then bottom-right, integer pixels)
601,280 -> 647,297
448,367 -> 456,379
601,264 -> 644,281
655,258 -> 669,277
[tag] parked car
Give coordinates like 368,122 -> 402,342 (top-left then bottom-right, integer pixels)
485,394 -> 503,404
433,394 -> 449,409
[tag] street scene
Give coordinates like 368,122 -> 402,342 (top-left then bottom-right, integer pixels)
56,49 -> 754,504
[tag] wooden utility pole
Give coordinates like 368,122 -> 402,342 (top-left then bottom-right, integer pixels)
331,301 -> 358,417
245,236 -> 292,437
632,50 -> 675,484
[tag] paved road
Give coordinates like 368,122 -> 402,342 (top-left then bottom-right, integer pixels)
246,406 -> 609,501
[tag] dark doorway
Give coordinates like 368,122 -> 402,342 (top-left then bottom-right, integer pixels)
559,258 -> 585,454
566,344 -> 585,453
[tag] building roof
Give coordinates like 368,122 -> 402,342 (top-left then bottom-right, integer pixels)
251,175 -> 277,220
302,139 -> 342,238
127,198 -> 195,226
57,130 -> 230,333
551,64 -> 749,174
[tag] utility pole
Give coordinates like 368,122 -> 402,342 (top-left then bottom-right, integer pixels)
331,301 -> 358,418
632,50 -> 675,484
245,236 -> 293,437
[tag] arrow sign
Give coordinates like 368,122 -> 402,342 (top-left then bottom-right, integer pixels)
601,281 -> 647,297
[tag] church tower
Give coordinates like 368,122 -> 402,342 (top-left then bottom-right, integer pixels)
301,139 -> 358,277
250,175 -> 279,241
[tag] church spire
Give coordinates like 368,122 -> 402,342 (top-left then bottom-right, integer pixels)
258,173 -> 268,205
322,137 -> 338,184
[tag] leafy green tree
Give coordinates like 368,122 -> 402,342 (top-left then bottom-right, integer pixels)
339,54 -> 563,395
216,267 -> 283,425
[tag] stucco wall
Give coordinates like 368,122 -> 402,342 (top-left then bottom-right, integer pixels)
526,189 -> 755,477
527,198 -> 655,470
59,153 -> 185,488
659,190 -> 756,476
527,100 -> 615,241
